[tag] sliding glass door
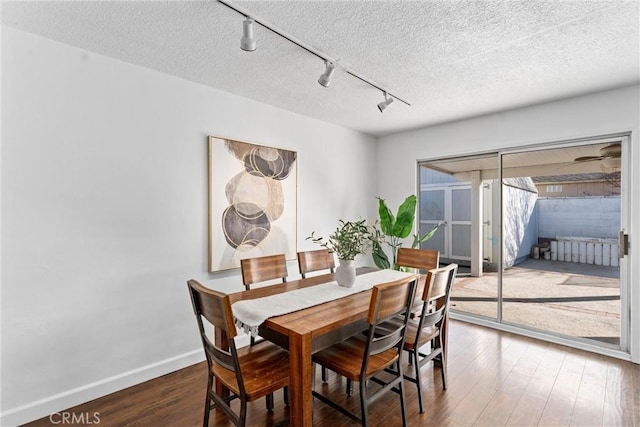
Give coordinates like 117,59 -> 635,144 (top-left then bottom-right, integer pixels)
500,141 -> 624,347
418,135 -> 629,353
419,154 -> 499,320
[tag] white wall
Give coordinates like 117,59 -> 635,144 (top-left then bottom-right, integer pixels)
0,28 -> 377,425
377,85 -> 640,364
537,196 -> 620,239
502,185 -> 538,267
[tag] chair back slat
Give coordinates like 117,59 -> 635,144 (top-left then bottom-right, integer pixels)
420,305 -> 447,329
423,266 -> 450,302
364,276 -> 417,358
297,249 -> 335,278
396,248 -> 440,312
370,326 -> 405,355
188,280 -> 238,338
396,248 -> 439,272
202,333 -> 236,371
241,254 -> 288,289
368,278 -> 415,323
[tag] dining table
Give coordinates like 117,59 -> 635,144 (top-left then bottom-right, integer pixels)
214,267 -> 446,427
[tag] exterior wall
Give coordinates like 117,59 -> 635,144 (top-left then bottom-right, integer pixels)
537,196 -> 620,239
502,184 -> 538,268
536,180 -> 620,197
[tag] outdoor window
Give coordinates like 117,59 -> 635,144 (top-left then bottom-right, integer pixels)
546,185 -> 563,193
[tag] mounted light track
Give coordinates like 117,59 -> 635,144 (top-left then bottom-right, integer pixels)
218,0 -> 411,110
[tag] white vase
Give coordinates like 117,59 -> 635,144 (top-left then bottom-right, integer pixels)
335,259 -> 356,287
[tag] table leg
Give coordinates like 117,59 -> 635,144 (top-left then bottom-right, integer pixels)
289,331 -> 313,426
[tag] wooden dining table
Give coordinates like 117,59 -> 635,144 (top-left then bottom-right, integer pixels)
216,267 -> 445,427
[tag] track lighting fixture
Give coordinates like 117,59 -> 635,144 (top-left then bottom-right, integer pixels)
318,61 -> 336,88
377,92 -> 394,113
220,0 -> 410,108
240,17 -> 256,52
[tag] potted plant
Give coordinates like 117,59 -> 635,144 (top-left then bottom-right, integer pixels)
307,219 -> 370,287
371,195 -> 443,269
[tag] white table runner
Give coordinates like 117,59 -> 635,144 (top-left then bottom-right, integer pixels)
232,269 -> 415,336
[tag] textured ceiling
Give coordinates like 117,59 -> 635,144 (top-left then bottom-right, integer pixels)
2,0 -> 639,136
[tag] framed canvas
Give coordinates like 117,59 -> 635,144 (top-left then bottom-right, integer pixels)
208,136 -> 298,272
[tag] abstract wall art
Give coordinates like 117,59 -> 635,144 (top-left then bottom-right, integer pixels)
208,136 -> 297,272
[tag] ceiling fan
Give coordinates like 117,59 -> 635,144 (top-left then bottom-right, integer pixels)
574,142 -> 621,169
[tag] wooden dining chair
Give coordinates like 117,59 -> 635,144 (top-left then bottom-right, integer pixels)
240,254 -> 288,346
187,280 -> 289,427
297,249 -> 335,278
396,247 -> 440,355
338,247 -> 440,395
398,263 -> 458,413
240,254 -> 288,290
312,275 -> 417,427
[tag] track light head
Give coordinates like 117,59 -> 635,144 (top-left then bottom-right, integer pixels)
377,92 -> 394,113
241,17 -> 256,52
318,61 -> 336,88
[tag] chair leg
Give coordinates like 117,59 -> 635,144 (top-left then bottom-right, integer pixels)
413,349 -> 424,413
322,367 -> 328,382
346,378 -> 353,395
239,399 -> 248,427
408,351 -> 414,365
265,393 -> 274,411
398,361 -> 408,427
203,374 -> 213,427
439,337 -> 448,390
284,387 -> 289,405
250,335 -> 256,346
441,359 -> 448,390
359,380 -> 368,427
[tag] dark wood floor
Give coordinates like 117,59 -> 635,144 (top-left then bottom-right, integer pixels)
24,320 -> 640,426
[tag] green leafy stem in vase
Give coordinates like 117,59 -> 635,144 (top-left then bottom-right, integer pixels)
307,219 -> 371,261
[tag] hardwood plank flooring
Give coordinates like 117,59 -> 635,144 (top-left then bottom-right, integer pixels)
23,321 -> 639,426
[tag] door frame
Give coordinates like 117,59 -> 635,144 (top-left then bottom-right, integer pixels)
418,132 -> 633,361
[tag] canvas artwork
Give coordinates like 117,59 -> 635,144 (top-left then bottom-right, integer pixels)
208,136 -> 297,272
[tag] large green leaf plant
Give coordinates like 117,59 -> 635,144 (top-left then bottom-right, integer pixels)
371,195 -> 442,269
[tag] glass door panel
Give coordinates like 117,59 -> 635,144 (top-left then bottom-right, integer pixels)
418,154 -> 499,320
500,141 -> 623,346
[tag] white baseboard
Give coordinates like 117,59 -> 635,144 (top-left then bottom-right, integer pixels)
0,349 -> 205,427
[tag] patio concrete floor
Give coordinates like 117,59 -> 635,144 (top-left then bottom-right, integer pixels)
450,258 -> 621,344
